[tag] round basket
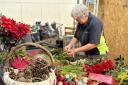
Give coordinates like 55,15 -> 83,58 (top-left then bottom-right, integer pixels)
3,42 -> 56,85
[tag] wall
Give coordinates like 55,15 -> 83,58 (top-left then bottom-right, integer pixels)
0,0 -> 77,27
99,0 -> 128,63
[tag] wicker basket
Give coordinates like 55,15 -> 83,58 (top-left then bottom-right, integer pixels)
3,42 -> 56,85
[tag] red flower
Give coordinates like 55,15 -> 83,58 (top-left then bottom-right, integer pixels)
100,60 -> 107,72
84,64 -> 90,74
17,23 -> 30,39
95,63 -> 101,73
84,59 -> 115,75
1,16 -> 17,31
11,56 -> 29,70
107,60 -> 115,69
0,16 -> 30,40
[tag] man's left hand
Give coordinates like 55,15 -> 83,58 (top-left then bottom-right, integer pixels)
67,49 -> 77,57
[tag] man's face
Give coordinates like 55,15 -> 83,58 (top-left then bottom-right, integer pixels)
75,14 -> 88,24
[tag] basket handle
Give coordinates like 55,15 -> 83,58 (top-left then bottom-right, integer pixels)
6,42 -> 54,65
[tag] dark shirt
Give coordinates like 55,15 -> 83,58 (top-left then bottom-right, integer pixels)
74,13 -> 103,56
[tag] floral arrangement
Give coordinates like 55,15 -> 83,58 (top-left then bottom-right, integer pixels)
84,56 -> 128,84
0,15 -> 30,51
3,43 -> 56,84
106,55 -> 128,85
84,59 -> 115,74
11,56 -> 29,70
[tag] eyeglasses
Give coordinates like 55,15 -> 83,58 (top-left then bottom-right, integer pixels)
75,14 -> 88,22
75,16 -> 82,22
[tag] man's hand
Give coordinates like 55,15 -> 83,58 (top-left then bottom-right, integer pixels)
67,49 -> 77,57
64,45 -> 72,52
64,37 -> 78,52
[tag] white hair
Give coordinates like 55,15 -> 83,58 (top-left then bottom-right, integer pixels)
71,4 -> 89,18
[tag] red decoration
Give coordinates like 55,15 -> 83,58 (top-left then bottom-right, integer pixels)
11,56 -> 29,70
84,60 -> 115,74
0,16 -> 30,40
88,73 -> 116,85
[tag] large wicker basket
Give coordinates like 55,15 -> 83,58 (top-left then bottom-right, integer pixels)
3,42 -> 56,85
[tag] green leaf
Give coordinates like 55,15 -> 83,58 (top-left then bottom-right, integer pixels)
0,27 -> 3,30
59,65 -> 85,76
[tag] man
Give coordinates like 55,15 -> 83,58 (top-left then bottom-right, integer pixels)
65,4 -> 108,59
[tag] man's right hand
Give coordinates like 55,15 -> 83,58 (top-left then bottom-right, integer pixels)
64,45 -> 72,52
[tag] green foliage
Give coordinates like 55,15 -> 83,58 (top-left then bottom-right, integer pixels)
35,54 -> 49,59
65,57 -> 76,62
106,69 -> 118,78
0,52 -> 8,61
52,48 -> 78,65
52,48 -> 68,60
84,58 -> 101,66
117,71 -> 128,85
106,55 -> 128,85
0,27 -> 2,30
115,55 -> 125,70
14,48 -> 27,57
60,65 -> 86,76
